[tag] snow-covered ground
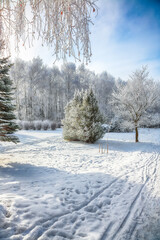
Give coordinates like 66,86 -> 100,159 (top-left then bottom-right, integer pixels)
0,128 -> 160,240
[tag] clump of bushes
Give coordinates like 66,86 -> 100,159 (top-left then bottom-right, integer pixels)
35,121 -> 42,130
109,117 -> 134,133
29,122 -> 36,130
16,120 -> 23,130
51,122 -> 56,130
23,121 -> 30,130
42,120 -> 49,130
57,122 -> 62,128
16,120 -> 60,131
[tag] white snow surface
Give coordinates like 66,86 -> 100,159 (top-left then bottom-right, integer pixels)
0,128 -> 160,240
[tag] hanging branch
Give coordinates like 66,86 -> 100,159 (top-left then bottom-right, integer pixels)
0,0 -> 98,64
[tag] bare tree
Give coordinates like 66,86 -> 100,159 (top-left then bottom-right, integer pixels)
111,66 -> 158,142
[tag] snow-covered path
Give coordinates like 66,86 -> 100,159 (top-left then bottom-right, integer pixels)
0,129 -> 160,240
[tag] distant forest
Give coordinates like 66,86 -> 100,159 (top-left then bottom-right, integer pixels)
10,57 -> 160,129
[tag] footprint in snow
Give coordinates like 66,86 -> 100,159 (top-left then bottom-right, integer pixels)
84,205 -> 97,213
71,214 -> 78,223
96,180 -> 102,184
23,213 -> 35,219
34,195 -> 39,199
75,189 -> 80,194
5,211 -> 11,218
78,232 -> 87,237
102,198 -> 111,206
2,222 -> 10,229
15,203 -> 30,208
85,184 -> 89,190
80,216 -> 85,221
96,202 -> 103,208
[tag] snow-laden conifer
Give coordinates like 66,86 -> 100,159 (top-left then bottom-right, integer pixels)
62,90 -> 82,141
62,89 -> 105,143
0,57 -> 19,143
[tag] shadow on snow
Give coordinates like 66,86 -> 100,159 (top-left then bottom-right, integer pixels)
0,162 -> 160,240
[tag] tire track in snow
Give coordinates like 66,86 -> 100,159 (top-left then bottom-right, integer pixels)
6,136 -> 159,239
22,176 -> 120,239
22,152 -> 157,239
98,149 -> 159,240
128,150 -> 160,240
100,222 -> 114,240
111,178 -> 149,240
108,151 -> 159,240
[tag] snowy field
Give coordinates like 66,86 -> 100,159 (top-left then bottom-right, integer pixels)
0,128 -> 160,240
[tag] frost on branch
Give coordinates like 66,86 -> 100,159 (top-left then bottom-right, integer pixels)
0,0 -> 98,63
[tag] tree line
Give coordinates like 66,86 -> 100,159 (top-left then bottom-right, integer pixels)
10,57 -> 160,131
10,57 -> 115,122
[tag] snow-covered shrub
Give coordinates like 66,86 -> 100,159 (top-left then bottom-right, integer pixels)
42,120 -> 50,130
29,122 -> 36,130
51,122 -> 56,130
16,120 -> 23,130
109,117 -> 134,132
57,122 -> 62,128
142,113 -> 160,128
62,89 -> 105,143
34,121 -> 42,130
23,121 -> 29,130
102,124 -> 110,133
109,117 -> 121,132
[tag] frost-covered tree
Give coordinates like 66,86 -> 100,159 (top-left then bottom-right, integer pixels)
0,57 -> 19,143
9,58 -> 27,120
10,57 -> 117,122
94,71 -> 115,118
62,89 -> 105,143
61,62 -> 76,102
111,66 -> 158,142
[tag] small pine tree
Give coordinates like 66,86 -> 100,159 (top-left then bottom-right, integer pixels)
62,89 -> 105,143
0,57 -> 19,143
77,89 -> 105,143
62,90 -> 83,141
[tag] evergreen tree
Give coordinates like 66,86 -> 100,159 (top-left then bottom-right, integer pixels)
62,89 -> 105,143
62,90 -> 83,141
0,57 -> 19,143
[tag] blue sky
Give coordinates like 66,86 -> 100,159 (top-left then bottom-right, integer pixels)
89,0 -> 160,80
12,0 -> 160,81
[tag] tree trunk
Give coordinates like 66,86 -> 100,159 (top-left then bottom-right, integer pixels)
135,126 -> 139,142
